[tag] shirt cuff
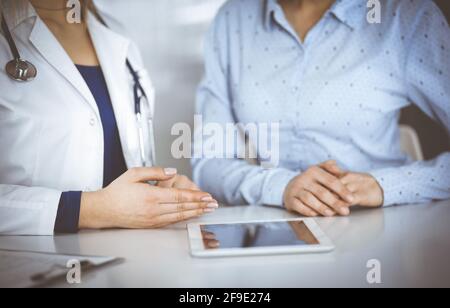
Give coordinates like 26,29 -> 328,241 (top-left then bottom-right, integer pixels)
370,168 -> 406,207
54,191 -> 82,234
262,170 -> 298,207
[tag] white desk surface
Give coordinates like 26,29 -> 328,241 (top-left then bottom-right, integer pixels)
1,200 -> 450,288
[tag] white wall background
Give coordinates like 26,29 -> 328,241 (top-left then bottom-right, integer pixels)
97,0 -> 226,176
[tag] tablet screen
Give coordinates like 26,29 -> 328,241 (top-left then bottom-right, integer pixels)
201,221 -> 319,250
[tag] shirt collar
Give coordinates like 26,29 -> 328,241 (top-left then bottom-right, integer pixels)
330,0 -> 367,30
264,0 -> 366,32
263,0 -> 280,31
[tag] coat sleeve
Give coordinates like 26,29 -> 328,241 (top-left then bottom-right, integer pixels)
0,185 -> 62,235
0,35 -> 62,235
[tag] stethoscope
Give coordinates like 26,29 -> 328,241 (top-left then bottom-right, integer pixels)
1,13 -> 156,168
1,13 -> 37,82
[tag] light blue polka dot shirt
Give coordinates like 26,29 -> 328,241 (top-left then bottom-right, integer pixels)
192,0 -> 450,207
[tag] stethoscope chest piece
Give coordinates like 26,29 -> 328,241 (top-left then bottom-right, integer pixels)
2,12 -> 37,82
6,59 -> 37,82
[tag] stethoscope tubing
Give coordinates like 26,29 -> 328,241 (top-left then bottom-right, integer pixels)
1,13 -> 21,61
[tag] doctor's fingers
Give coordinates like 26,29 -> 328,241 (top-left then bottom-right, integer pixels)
158,175 -> 200,191
156,202 -> 219,215
156,177 -> 176,188
153,187 -> 214,204
151,209 -> 207,228
173,176 -> 201,191
125,167 -> 178,183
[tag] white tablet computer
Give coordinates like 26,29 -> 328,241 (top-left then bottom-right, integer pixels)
188,218 -> 335,258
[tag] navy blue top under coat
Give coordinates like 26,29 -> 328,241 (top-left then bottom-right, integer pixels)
54,65 -> 127,233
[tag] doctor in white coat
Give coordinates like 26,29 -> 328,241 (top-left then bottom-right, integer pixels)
0,0 -> 218,235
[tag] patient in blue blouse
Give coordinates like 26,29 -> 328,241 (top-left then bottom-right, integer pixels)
192,0 -> 450,217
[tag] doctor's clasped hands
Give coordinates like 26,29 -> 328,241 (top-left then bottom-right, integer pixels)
79,167 -> 218,230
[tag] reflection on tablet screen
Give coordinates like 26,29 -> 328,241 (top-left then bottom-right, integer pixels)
201,221 -> 319,250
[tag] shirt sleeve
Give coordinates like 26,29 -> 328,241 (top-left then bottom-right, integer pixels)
370,2 -> 450,206
191,9 -> 297,207
54,191 -> 82,234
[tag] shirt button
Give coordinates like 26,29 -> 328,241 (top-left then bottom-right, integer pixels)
89,118 -> 96,126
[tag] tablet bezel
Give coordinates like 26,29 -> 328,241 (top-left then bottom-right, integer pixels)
188,218 -> 335,258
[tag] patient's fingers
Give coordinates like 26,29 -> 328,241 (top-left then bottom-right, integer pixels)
299,191 -> 336,217
340,173 -> 361,185
314,168 -> 355,203
346,183 -> 359,193
319,160 -> 345,177
305,183 -> 350,216
289,198 -> 319,217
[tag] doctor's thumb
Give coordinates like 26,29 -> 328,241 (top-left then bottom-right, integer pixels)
126,167 -> 178,183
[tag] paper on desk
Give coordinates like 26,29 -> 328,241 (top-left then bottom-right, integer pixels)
0,249 -> 118,288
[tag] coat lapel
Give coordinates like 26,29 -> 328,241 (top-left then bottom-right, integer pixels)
28,16 -> 99,117
16,3 -> 141,168
87,14 -> 141,168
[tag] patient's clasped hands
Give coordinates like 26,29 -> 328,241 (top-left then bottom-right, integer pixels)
284,161 -> 384,217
